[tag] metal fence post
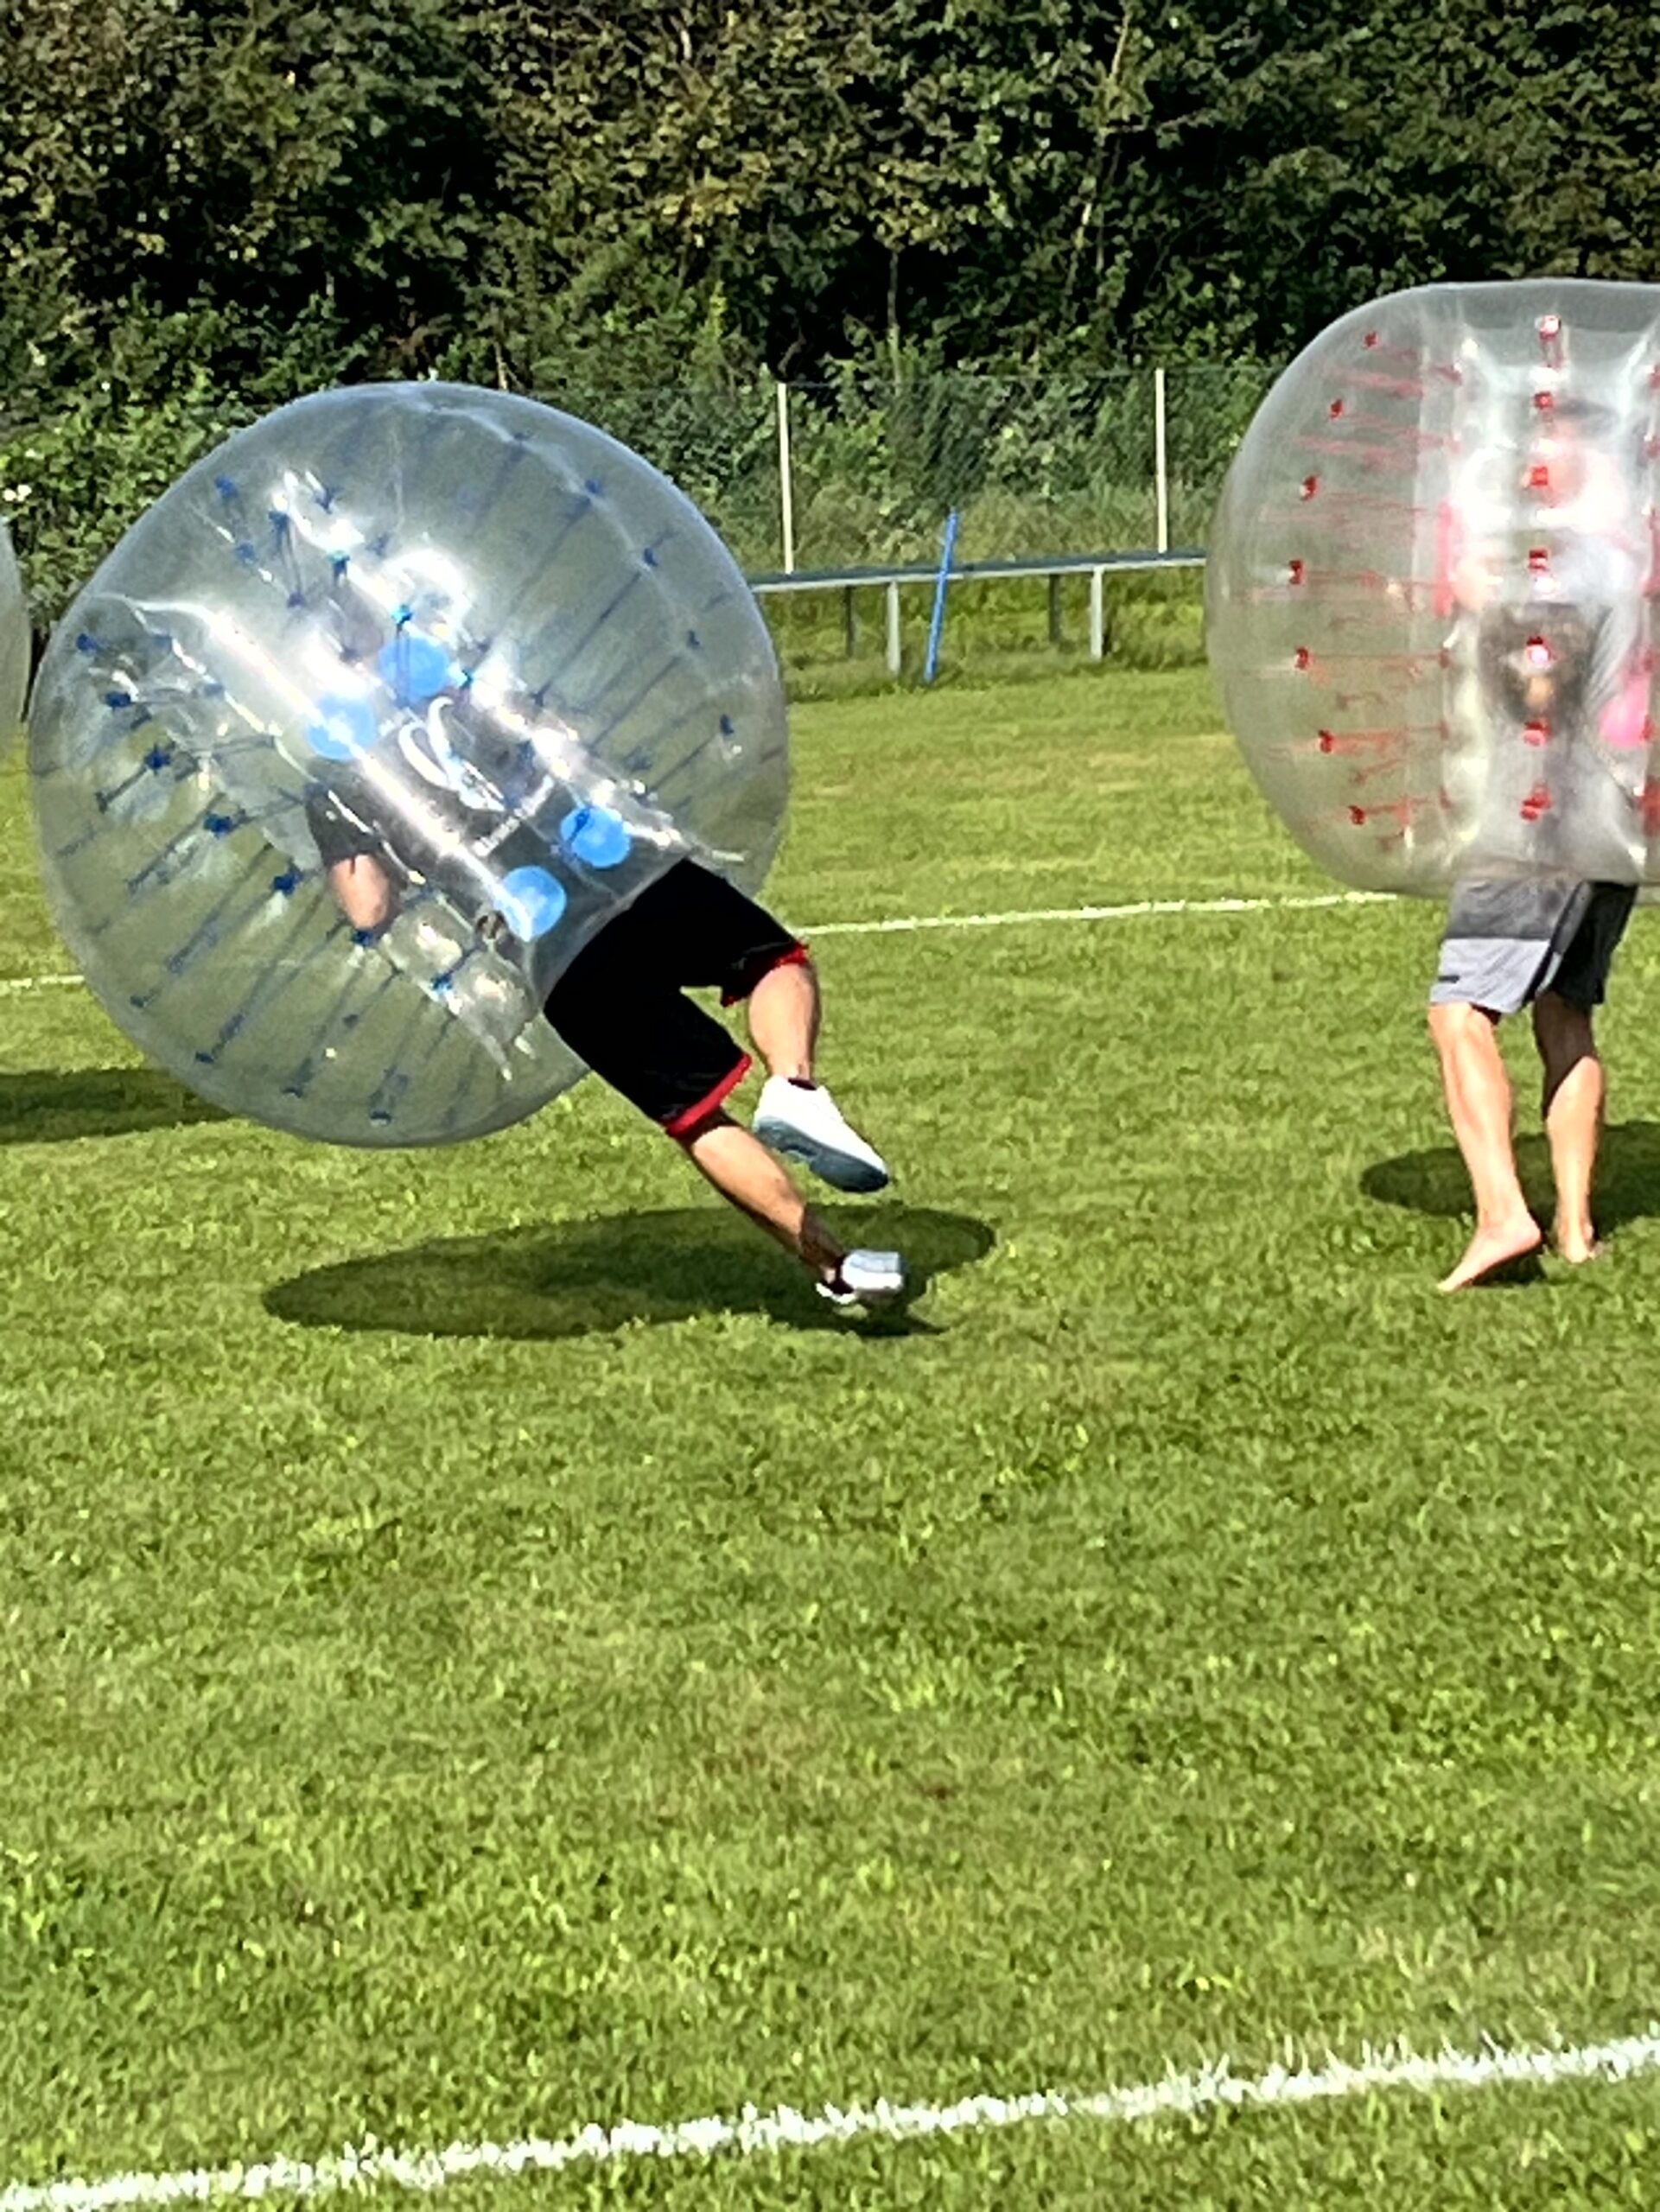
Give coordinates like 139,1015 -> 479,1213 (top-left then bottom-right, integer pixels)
775,378 -> 796,574
885,581 -> 902,677
1154,365 -> 1169,553
1089,567 -> 1106,660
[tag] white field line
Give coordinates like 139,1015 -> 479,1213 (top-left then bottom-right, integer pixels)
4,2027 -> 1659,2211
0,889 -> 1395,1002
0,971 -> 81,995
801,888 -> 1393,936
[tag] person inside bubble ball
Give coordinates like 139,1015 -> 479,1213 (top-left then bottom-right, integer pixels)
305,645 -> 904,1314
1429,400 -> 1650,1292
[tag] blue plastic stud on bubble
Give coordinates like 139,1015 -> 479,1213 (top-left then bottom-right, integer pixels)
379,629 -> 457,709
26,381 -> 789,1147
560,804 -> 633,868
305,694 -> 378,761
496,865 -> 569,940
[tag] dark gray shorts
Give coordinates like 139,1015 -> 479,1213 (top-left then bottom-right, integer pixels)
1430,879 -> 1636,1015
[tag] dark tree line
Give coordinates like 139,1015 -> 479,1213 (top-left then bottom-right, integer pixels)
1,0 -> 1654,601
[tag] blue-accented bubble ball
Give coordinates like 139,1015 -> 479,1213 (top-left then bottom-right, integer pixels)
28,384 -> 788,1146
1207,281 -> 1660,894
0,516 -> 29,746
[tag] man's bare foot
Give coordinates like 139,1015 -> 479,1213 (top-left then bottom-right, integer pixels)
1553,1228 -> 1607,1266
1438,1215 -> 1543,1293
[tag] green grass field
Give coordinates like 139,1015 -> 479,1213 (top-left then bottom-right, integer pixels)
6,670 -> 1660,2207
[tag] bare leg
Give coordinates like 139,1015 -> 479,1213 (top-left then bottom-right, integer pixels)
746,958 -> 820,1082
677,1111 -> 843,1278
1428,1001 -> 1542,1291
328,855 -> 398,933
1532,990 -> 1606,1263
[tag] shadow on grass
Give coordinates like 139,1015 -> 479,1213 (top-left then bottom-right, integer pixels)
265,1205 -> 995,1341
0,1068 -> 226,1144
1362,1119 -> 1660,1238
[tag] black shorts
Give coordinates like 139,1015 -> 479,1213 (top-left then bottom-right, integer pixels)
545,860 -> 806,1133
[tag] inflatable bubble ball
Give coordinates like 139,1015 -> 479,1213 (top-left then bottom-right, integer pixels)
29,384 -> 788,1146
0,516 -> 29,747
1206,281 -> 1660,894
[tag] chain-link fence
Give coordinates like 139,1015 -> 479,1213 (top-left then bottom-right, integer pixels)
0,363 -> 1275,638
562,364 -> 1275,575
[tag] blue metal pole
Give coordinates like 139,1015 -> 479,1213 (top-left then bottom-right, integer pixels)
923,511 -> 961,684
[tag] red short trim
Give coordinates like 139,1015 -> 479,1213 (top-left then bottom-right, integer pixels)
663,1052 -> 754,1139
722,941 -> 811,1007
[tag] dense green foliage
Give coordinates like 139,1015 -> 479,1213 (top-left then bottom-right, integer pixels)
1,2 -> 1654,603
9,677 -> 1660,2201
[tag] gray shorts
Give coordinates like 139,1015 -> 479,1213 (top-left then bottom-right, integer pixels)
1430,880 -> 1636,1015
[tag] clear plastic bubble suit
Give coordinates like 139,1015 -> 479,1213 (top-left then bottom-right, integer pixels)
0,516 -> 29,745
1207,281 -> 1660,893
29,384 -> 788,1145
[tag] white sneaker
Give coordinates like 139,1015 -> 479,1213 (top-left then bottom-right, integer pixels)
754,1076 -> 891,1192
817,1249 -> 906,1308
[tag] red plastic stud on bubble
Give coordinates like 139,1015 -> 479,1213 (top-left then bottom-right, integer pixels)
1523,718 -> 1550,747
1288,558 -> 1306,586
1528,463 -> 1551,490
1329,398 -> 1345,420
1527,547 -> 1550,575
1362,332 -> 1379,349
1537,313 -> 1564,368
1318,729 -> 1336,753
1348,804 -> 1367,824
1520,782 -> 1552,822
1533,389 -> 1555,412
1525,635 -> 1553,669
1301,474 -> 1320,500
1294,646 -> 1313,671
